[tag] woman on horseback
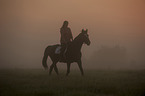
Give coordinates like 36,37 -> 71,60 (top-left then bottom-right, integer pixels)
60,21 -> 73,58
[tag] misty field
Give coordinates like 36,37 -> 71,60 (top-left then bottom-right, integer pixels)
0,69 -> 145,96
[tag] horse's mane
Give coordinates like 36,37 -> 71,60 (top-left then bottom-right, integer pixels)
73,33 -> 82,42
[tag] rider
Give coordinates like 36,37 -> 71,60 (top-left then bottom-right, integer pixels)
60,21 -> 73,58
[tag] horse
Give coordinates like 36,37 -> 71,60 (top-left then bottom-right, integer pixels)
42,29 -> 90,76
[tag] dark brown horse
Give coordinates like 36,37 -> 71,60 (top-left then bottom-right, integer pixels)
42,29 -> 90,76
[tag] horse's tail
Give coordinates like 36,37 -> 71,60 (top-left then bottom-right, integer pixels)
42,47 -> 50,70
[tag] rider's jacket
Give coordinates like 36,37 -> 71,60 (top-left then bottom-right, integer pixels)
60,27 -> 73,44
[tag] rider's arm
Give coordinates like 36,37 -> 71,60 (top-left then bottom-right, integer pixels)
69,28 -> 73,41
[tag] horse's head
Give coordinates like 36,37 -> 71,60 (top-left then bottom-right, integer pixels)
81,29 -> 91,46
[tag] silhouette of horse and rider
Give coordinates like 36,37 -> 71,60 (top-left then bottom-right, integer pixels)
42,21 -> 90,76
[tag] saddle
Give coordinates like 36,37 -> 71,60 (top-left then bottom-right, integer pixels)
55,46 -> 61,54
55,46 -> 67,55
55,45 -> 68,62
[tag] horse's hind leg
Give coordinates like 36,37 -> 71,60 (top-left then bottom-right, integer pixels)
66,63 -> 71,76
49,62 -> 59,75
49,64 -> 54,75
54,62 -> 59,75
77,60 -> 84,76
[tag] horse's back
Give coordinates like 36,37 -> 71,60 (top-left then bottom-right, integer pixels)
45,44 -> 60,54
46,44 -> 60,49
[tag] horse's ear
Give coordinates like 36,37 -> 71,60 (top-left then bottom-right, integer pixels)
82,29 -> 84,33
86,29 -> 88,32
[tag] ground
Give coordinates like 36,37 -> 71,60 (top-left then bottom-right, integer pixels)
0,69 -> 145,96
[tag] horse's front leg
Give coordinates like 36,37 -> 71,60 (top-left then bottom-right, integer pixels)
77,60 -> 84,76
66,63 -> 71,76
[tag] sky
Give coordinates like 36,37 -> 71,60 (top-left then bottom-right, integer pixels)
0,0 -> 145,69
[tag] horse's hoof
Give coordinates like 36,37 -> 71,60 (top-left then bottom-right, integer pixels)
44,67 -> 48,70
49,73 -> 51,76
81,73 -> 84,76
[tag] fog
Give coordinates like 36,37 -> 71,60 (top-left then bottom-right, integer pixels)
0,0 -> 145,69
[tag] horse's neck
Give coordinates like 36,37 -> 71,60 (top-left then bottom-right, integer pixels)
71,37 -> 83,52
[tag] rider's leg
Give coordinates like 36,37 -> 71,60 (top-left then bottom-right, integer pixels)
60,43 -> 66,58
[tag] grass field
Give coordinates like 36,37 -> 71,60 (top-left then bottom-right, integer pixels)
0,69 -> 145,96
